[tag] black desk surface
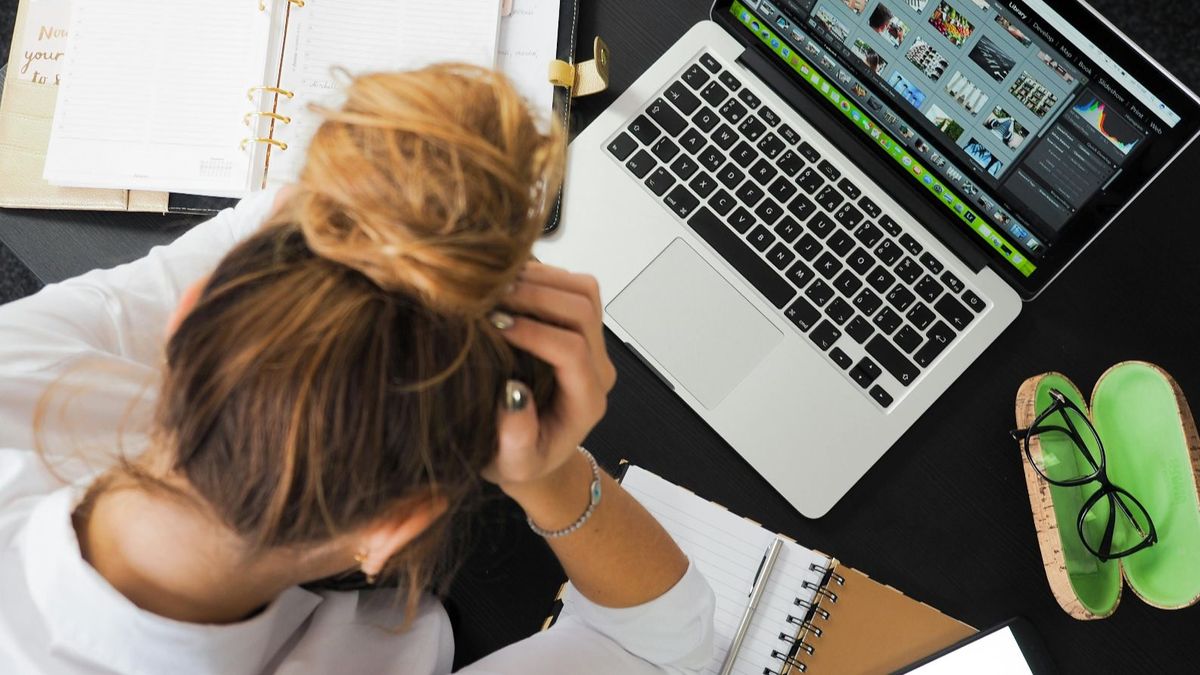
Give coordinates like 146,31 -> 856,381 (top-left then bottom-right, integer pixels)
3,2 -> 1200,672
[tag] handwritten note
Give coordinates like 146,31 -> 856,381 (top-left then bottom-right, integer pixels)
497,0 -> 560,120
17,0 -> 71,85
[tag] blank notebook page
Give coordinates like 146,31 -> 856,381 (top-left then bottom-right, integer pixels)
561,466 -> 831,675
44,0 -> 276,196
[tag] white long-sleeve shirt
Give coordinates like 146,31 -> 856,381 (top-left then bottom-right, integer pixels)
0,190 -> 716,675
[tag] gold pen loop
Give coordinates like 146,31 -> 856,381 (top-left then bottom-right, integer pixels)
247,86 -> 295,102
241,137 -> 289,151
244,111 -> 292,126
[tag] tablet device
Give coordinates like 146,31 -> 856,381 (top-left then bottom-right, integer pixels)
893,618 -> 1057,674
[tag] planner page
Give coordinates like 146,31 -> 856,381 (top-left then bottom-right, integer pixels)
559,466 -> 831,675
269,0 -> 503,183
43,0 -> 277,197
498,0 -> 561,120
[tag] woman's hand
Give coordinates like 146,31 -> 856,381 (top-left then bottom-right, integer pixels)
481,262 -> 617,502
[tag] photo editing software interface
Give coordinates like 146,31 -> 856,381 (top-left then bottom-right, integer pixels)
731,0 -> 1183,277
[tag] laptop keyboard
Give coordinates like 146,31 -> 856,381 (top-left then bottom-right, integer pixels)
605,52 -> 989,409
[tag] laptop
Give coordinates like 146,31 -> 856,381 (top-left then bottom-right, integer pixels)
535,0 -> 1200,517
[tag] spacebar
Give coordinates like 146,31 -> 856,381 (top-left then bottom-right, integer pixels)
686,207 -> 796,309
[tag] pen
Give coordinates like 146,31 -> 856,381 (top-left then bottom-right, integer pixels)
718,537 -> 784,675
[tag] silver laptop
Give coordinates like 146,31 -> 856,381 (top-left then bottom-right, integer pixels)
535,0 -> 1200,517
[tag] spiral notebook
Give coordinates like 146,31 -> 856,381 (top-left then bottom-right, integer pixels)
546,466 -> 974,675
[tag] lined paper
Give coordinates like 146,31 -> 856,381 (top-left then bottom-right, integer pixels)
497,0 -> 561,120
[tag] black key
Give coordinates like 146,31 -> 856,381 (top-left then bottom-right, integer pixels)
834,270 -> 863,297
866,265 -> 896,294
665,81 -> 701,115
805,279 -> 835,307
846,316 -> 874,344
778,150 -> 806,177
827,231 -> 854,257
830,347 -> 853,369
644,167 -> 675,196
899,233 -> 923,256
766,242 -> 795,270
919,252 -> 945,275
942,271 -> 964,294
670,155 -> 699,180
759,106 -> 781,127
607,132 -> 638,160
895,257 -> 922,284
767,176 -> 797,203
879,214 -> 902,236
934,295 -> 974,331
735,181 -> 765,207
663,185 -> 699,219
750,158 -> 778,186
853,289 -> 883,316
834,203 -> 864,230
774,216 -> 803,243
700,81 -> 729,107
727,206 -> 755,234
626,150 -> 655,178
894,325 -> 922,353
747,224 -> 775,252
709,189 -> 736,215
794,233 -> 823,260
757,133 -> 785,159
846,247 -> 875,275
679,128 -> 707,154
687,208 -> 796,308
736,88 -> 761,108
718,99 -> 748,124
915,320 -> 956,367
799,141 -> 821,163
866,336 -> 920,386
886,285 -> 916,312
837,178 -> 862,200
785,260 -> 815,289
628,115 -> 661,145
850,358 -> 882,388
859,197 -> 881,218
739,113 -> 768,141
914,275 -> 944,303
692,107 -> 720,132
825,298 -> 854,325
779,123 -> 801,145
698,146 -> 724,172
651,137 -> 680,163
689,171 -> 717,198
854,222 -> 883,249
683,64 -> 710,90
754,198 -> 784,225
731,141 -> 757,167
807,212 -> 835,238
815,185 -> 845,212
647,98 -> 686,136
873,307 -> 902,334
817,159 -> 841,182
906,302 -> 935,331
963,289 -> 986,313
815,252 -> 843,279
699,53 -> 721,73
869,385 -> 894,407
717,163 -> 745,189
718,71 -> 742,91
788,195 -> 817,222
809,320 -> 842,351
785,297 -> 821,331
875,240 -> 903,266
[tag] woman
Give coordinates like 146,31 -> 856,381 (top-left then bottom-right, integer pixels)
0,65 -> 715,673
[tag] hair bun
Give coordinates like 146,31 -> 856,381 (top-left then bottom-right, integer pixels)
293,64 -> 565,317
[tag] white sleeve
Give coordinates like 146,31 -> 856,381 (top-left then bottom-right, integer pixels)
0,188 -> 281,460
458,560 -> 715,675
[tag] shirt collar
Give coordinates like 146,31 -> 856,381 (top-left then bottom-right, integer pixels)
19,486 -> 323,675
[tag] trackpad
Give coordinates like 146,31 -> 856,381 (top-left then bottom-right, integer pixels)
608,239 -> 782,409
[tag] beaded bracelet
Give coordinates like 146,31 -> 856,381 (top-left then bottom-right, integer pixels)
527,447 -> 603,539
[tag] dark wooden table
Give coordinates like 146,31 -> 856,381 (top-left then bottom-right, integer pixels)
3,2 -> 1199,672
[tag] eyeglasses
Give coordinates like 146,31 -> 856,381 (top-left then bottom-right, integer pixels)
1010,388 -> 1157,562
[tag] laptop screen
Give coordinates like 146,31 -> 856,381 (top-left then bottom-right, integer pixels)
718,0 -> 1199,292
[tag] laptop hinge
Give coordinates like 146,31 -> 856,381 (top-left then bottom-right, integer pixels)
735,48 -> 990,274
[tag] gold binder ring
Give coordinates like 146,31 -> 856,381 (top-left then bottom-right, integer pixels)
244,111 -> 293,126
247,86 -> 295,102
259,0 -> 306,10
241,137 -> 289,151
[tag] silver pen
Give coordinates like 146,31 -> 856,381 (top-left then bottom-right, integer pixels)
718,537 -> 784,675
